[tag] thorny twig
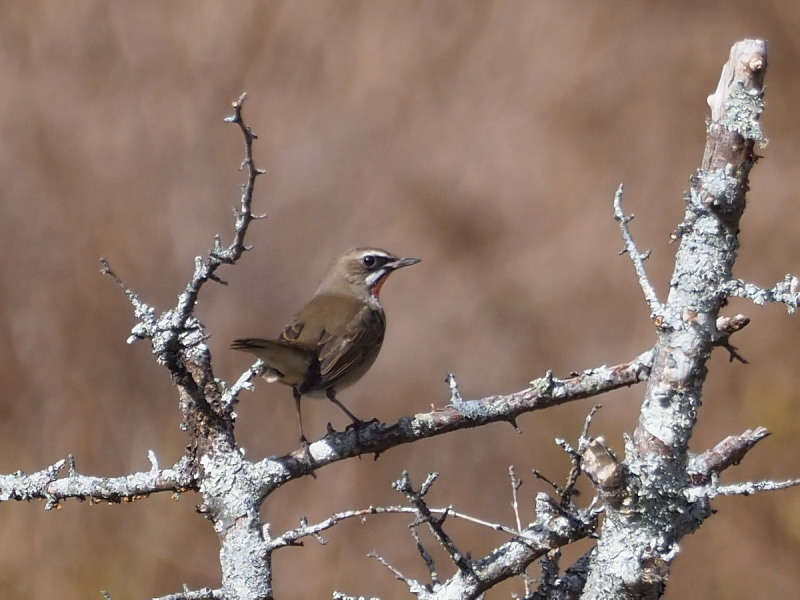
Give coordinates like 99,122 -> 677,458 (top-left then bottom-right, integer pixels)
613,184 -> 663,318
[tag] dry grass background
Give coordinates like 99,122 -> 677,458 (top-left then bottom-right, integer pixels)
1,2 -> 800,598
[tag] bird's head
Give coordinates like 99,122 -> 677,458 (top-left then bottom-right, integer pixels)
319,247 -> 421,300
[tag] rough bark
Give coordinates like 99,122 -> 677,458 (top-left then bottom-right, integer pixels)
581,39 -> 769,600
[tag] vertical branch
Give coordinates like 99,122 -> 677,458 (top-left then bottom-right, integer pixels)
582,40 -> 768,599
635,39 -> 766,462
177,94 -> 264,324
102,95 -> 274,600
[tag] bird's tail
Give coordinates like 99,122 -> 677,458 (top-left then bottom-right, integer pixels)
230,338 -> 312,386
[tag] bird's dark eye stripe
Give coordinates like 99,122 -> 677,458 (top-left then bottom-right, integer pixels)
362,254 -> 390,269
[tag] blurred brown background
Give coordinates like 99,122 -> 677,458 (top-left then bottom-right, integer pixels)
1,2 -> 799,598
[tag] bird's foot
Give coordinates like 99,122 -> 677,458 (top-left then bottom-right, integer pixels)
346,417 -> 380,431
346,418 -> 367,432
324,418 -> 380,445
347,417 -> 381,447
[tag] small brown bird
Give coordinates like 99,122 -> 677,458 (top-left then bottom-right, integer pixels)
231,247 -> 420,443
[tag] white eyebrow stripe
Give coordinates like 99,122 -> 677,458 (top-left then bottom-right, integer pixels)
357,249 -> 391,259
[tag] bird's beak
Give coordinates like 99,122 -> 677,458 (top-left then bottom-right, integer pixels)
388,257 -> 421,270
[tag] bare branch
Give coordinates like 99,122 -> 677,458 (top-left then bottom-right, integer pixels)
412,528 -> 441,589
257,351 -> 654,485
394,472 -> 477,579
688,427 -> 771,482
98,95 -> 274,600
613,185 -> 663,317
332,593 -> 382,600
722,276 -> 800,313
583,39 -> 771,600
582,438 -> 626,509
0,346 -> 652,540
167,95 -> 264,358
508,466 -> 524,535
0,455 -> 194,510
367,550 -> 428,595
366,483 -> 597,600
533,550 -> 593,600
99,258 -> 158,343
426,494 -> 598,600
710,479 -> 800,497
713,313 -> 751,363
221,359 -> 266,407
559,404 -> 602,507
267,503 -> 518,551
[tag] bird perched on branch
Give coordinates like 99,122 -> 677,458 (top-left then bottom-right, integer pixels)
232,247 -> 420,443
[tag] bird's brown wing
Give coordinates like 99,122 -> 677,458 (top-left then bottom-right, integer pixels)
316,304 -> 386,386
278,294 -> 386,392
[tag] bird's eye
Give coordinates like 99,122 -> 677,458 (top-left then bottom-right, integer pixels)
362,255 -> 377,268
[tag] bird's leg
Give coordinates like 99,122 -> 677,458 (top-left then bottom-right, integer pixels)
293,387 -> 318,473
293,387 -> 308,445
325,388 -> 364,428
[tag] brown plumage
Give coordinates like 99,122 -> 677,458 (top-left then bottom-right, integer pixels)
231,247 -> 420,442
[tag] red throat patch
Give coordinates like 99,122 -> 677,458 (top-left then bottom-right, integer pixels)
372,273 -> 390,299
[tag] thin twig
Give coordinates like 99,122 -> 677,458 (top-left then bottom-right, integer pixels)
613,184 -> 663,318
722,276 -> 800,313
394,472 -> 479,582
268,503 -> 518,550
709,478 -> 800,497
688,427 -> 770,482
99,258 -> 156,341
174,94 -> 264,329
412,527 -> 440,587
509,466 -> 524,533
508,466 -> 530,598
559,404 -> 601,507
221,360 -> 266,407
367,551 -> 427,594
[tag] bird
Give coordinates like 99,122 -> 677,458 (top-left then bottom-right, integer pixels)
231,247 -> 420,443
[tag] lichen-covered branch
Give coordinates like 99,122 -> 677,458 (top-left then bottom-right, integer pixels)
722,276 -> 800,312
363,473 -> 598,600
423,494 -> 597,600
687,427 -> 770,482
613,185 -> 663,317
581,39 -> 770,600
0,456 -> 194,510
250,351 -> 654,487
100,95 -> 274,600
